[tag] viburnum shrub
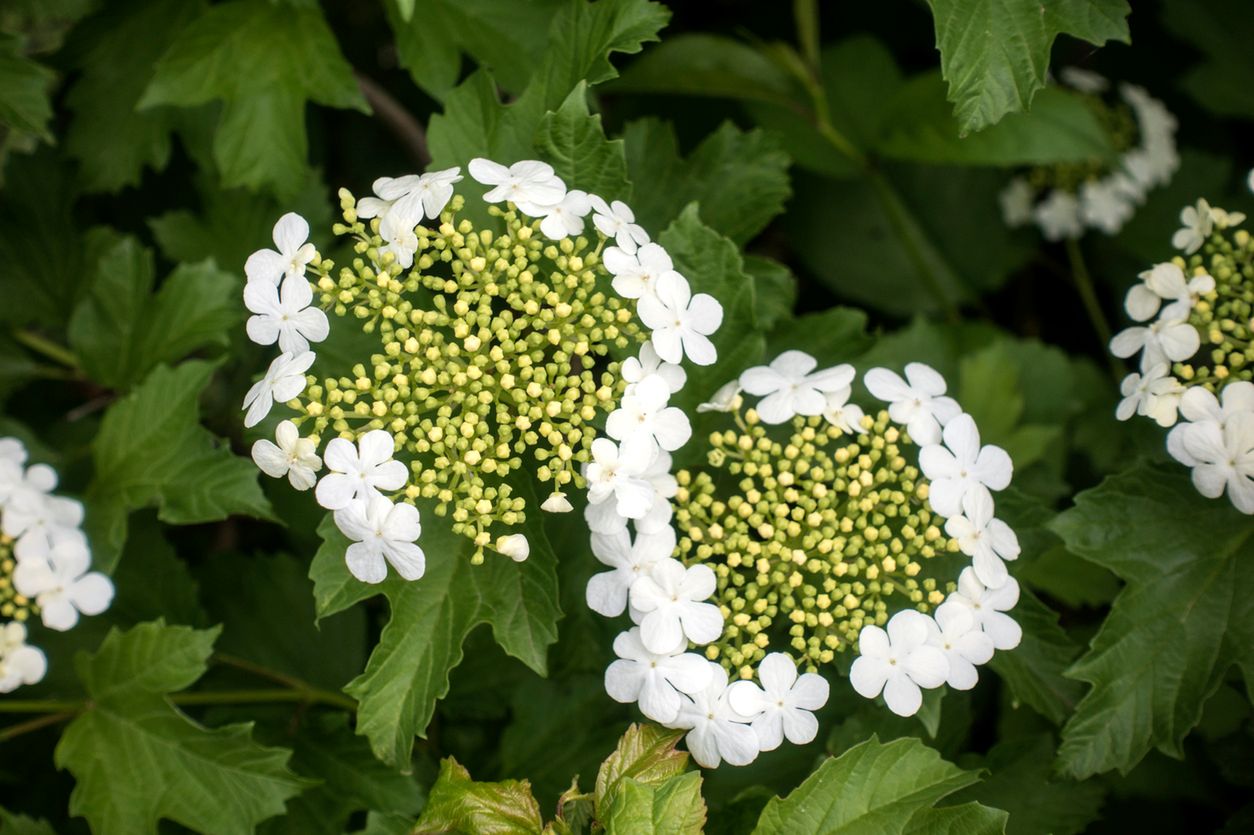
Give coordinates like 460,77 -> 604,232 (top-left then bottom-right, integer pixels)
2,0 -> 1254,832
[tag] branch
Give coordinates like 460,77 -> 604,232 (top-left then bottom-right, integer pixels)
356,71 -> 432,168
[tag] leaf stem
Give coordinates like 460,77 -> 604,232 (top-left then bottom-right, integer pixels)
355,70 -> 431,168
0,711 -> 75,742
211,653 -> 358,711
1064,237 -> 1121,379
12,329 -> 81,372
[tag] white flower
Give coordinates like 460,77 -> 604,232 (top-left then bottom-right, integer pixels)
242,350 -> 315,429
637,272 -> 722,366
604,243 -> 672,300
251,420 -> 322,490
1171,413 -> 1254,513
589,196 -> 649,252
314,429 -> 409,510
1125,262 -> 1214,323
468,158 -> 565,214
584,438 -> 657,520
1079,177 -> 1136,235
1172,199 -> 1214,254
670,663 -> 759,768
630,558 -> 723,653
333,495 -> 424,583
245,213 -> 317,285
541,492 -> 573,513
822,387 -> 866,434
0,623 -> 46,693
1212,206 -> 1246,230
605,628 -> 713,724
698,381 -> 741,414
947,568 -> 1022,650
726,653 -> 829,751
1117,365 -> 1183,428
919,414 -> 1013,518
538,189 -> 591,239
496,533 -> 530,562
13,530 -> 113,631
999,178 -> 1035,228
586,526 -> 676,617
1060,67 -> 1109,94
739,352 -> 855,425
944,486 -> 1020,589
244,273 -> 329,355
925,603 -> 994,690
1034,191 -> 1082,241
3,492 -> 85,562
622,342 -> 686,395
864,363 -> 960,445
358,167 -> 463,222
849,609 -> 948,717
606,375 -> 692,461
379,206 -> 420,269
0,436 -> 26,467
1109,318 -> 1200,372
0,459 -> 56,515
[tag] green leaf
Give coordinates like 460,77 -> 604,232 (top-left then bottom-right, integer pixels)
63,0 -> 205,192
903,803 -> 1008,835
744,256 -> 798,333
752,737 -> 983,834
611,33 -> 803,105
767,306 -> 872,367
54,621 -> 307,835
1162,0 -> 1254,121
594,724 -> 689,819
0,807 -> 57,835
927,0 -> 1131,133
86,361 -> 272,571
535,82 -> 629,199
623,119 -> 791,245
990,587 -> 1085,726
1050,463 -> 1254,778
109,514 -> 208,627
950,735 -> 1104,835
67,236 -> 240,389
412,757 -> 543,835
139,0 -> 368,195
879,75 -> 1115,166
0,33 -> 54,142
602,773 -> 707,835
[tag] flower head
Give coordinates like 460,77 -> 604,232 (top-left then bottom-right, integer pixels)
726,653 -> 829,750
334,495 -> 424,583
637,272 -> 722,366
244,273 -> 330,354
918,414 -> 1013,517
252,420 -> 322,490
630,558 -> 724,653
315,429 -> 408,511
850,610 -> 948,717
605,628 -> 712,724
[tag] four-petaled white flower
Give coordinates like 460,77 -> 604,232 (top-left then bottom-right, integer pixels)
606,375 -> 692,461
0,623 -> 46,693
538,189 -> 591,239
379,207 -> 420,269
3,491 -> 85,561
622,342 -> 686,395
1125,262 -> 1214,322
637,272 -> 723,366
1172,199 -> 1214,254
919,414 -> 1013,518
1034,191 -> 1082,241
1110,318 -> 1200,372
245,213 -> 317,285
13,531 -> 114,631
315,430 -> 409,510
584,438 -> 657,520
244,273 -> 329,354
589,196 -> 649,252
1177,381 -> 1254,426
697,380 -> 742,414
242,350 -> 315,429
1117,364 -> 1183,428
850,609 -> 948,717
944,486 -> 1020,589
604,243 -> 672,300
727,652 -> 830,751
605,628 -> 713,724
1172,413 -> 1254,513
739,352 -> 855,425
924,603 -> 994,690
630,558 -> 723,653
252,420 -> 323,491
334,495 -> 425,583
946,568 -> 1022,651
822,387 -> 866,434
469,158 -> 565,214
586,526 -> 676,617
358,167 -> 463,223
669,662 -> 759,768
864,363 -> 961,445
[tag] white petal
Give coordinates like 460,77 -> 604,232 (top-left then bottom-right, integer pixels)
882,674 -> 923,716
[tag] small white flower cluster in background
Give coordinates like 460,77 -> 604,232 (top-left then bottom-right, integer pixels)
589,354 -> 1022,767
244,160 -> 724,585
0,437 -> 114,692
1109,199 -> 1254,514
1000,69 -> 1179,241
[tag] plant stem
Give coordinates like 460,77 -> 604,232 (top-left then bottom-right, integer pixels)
0,699 -> 81,714
1064,237 -> 1122,379
212,653 -> 358,711
355,70 -> 431,167
12,329 -> 80,372
171,689 -> 355,709
0,711 -> 74,742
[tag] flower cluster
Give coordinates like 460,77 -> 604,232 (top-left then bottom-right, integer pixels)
0,437 -> 113,692
589,353 -> 1022,767
1000,68 -> 1178,240
1111,199 -> 1254,512
243,160 -> 722,582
